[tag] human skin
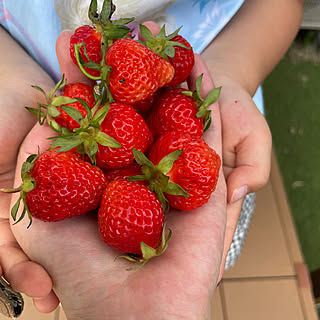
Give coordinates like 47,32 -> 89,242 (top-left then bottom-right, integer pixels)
7,29 -> 227,319
0,0 -> 304,316
200,0 -> 305,277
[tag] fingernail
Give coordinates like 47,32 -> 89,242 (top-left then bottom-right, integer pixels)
231,185 -> 248,203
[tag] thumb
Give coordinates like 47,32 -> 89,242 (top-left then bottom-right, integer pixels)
56,30 -> 95,86
226,127 -> 272,203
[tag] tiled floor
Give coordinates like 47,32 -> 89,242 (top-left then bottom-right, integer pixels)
1,151 -> 318,320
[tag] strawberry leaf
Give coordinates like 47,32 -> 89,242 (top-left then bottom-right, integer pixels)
51,136 -> 84,152
60,106 -> 84,124
77,98 -> 93,119
51,96 -> 78,107
164,180 -> 189,198
132,148 -> 155,169
141,242 -> 157,260
157,149 -> 182,174
92,104 -> 110,124
163,46 -> 175,58
95,131 -> 121,148
21,163 -> 35,178
11,197 -> 21,221
127,175 -> 147,182
203,86 -> 221,107
195,74 -> 204,99
47,105 -> 61,118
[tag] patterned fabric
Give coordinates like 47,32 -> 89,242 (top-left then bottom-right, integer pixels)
0,0 -> 258,268
225,193 -> 256,270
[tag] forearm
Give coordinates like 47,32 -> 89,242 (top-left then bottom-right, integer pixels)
0,27 -> 54,171
201,0 -> 304,95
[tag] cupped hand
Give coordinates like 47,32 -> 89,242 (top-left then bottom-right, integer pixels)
205,74 -> 272,278
8,25 -> 227,320
0,26 -> 59,308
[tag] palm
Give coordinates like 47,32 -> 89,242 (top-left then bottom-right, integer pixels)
10,74 -> 226,317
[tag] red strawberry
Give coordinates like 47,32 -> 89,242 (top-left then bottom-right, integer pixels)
95,102 -> 153,169
165,35 -> 194,87
70,25 -> 102,77
51,102 -> 153,169
140,25 -> 194,87
147,75 -> 221,137
98,180 -> 166,259
54,82 -> 96,131
131,89 -> 163,114
103,162 -> 147,186
148,131 -> 221,211
105,38 -> 174,105
69,0 -> 134,79
146,88 -> 203,139
3,149 -> 107,225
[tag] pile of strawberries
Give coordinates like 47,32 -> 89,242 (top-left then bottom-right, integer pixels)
2,0 -> 221,269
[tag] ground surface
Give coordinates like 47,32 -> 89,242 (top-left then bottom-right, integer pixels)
263,38 -> 320,272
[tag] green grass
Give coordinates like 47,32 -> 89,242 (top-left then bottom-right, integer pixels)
263,55 -> 320,272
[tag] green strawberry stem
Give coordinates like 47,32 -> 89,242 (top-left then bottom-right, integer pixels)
139,24 -> 189,60
182,74 -> 222,132
116,223 -> 172,271
128,148 -> 189,212
49,103 -> 122,165
26,74 -> 79,133
74,0 -> 134,105
0,154 -> 39,228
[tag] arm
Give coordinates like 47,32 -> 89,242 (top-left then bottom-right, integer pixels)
200,0 -> 304,278
202,0 -> 305,95
0,26 -> 57,308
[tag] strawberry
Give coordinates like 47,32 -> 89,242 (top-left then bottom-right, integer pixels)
140,25 -> 194,87
98,180 -> 170,268
133,132 -> 221,211
146,75 -> 221,137
103,162 -> 147,186
95,102 -> 153,169
2,149 -> 107,226
131,89 -> 163,114
70,25 -> 102,77
105,38 -> 174,105
165,35 -> 194,87
70,0 -> 134,79
146,88 -> 203,139
51,102 -> 153,169
54,82 -> 96,131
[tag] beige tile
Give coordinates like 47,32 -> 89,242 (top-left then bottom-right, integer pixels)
222,279 -> 304,320
210,286 -> 224,320
0,294 -> 56,320
223,181 -> 295,279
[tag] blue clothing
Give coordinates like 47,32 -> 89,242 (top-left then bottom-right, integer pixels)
0,0 -> 264,113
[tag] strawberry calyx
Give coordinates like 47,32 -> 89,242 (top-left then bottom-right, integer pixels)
181,74 -> 222,132
0,153 -> 40,228
26,75 -> 78,133
139,24 -> 189,60
116,223 -> 172,271
48,103 -> 121,165
74,0 -> 134,104
128,149 -> 189,212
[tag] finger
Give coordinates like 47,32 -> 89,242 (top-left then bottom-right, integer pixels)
56,31 -> 95,86
188,54 -> 222,155
0,212 -> 53,299
138,21 -> 161,40
0,124 -> 56,297
6,261 -> 53,299
33,291 -> 60,313
226,120 -> 272,203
